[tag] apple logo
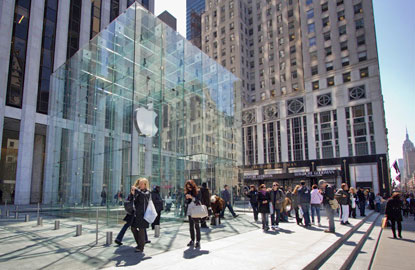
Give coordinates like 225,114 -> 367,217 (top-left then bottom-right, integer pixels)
135,102 -> 158,137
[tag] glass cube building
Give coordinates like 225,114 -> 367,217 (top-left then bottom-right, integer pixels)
42,3 -> 241,208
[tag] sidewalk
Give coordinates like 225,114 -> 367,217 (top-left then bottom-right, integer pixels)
371,215 -> 415,270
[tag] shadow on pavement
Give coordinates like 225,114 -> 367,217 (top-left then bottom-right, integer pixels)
183,248 -> 209,259
111,246 -> 152,267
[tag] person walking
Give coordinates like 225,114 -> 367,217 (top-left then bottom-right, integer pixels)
245,185 -> 259,222
200,183 -> 211,228
292,185 -> 302,225
151,186 -> 164,231
385,192 -> 403,239
319,180 -> 336,233
298,180 -> 311,227
269,182 -> 285,229
257,184 -> 271,231
356,187 -> 366,217
184,180 -> 202,248
130,178 -> 151,253
336,183 -> 350,225
349,187 -> 357,218
310,184 -> 323,226
101,187 -> 107,206
220,185 -> 238,218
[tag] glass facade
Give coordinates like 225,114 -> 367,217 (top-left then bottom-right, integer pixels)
43,3 -> 242,215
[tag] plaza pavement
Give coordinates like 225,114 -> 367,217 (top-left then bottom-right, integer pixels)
0,205 -> 380,270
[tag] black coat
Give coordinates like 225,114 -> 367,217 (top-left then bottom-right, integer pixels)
258,191 -> 270,214
131,189 -> 151,229
322,185 -> 335,205
151,190 -> 164,212
385,198 -> 403,221
200,187 -> 211,207
246,190 -> 258,204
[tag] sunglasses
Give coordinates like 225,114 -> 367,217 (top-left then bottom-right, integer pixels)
273,184 -> 278,187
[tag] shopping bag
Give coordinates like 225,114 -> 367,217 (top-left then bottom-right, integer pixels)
144,195 -> 158,224
381,217 -> 387,229
299,206 -> 304,219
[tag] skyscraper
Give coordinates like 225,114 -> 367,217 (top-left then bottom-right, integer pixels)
0,0 -> 154,205
186,0 -> 205,48
201,0 -> 390,195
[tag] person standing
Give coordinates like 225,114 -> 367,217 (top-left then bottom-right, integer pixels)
269,182 -> 285,229
298,180 -> 311,227
310,184 -> 323,226
101,188 -> 107,206
385,193 -> 403,239
245,185 -> 259,222
200,183 -> 211,228
257,184 -> 271,231
336,183 -> 351,225
285,187 -> 293,217
151,186 -> 164,231
319,180 -> 336,233
349,187 -> 357,218
375,193 -> 382,213
292,185 -> 302,225
368,188 -> 375,210
357,187 -> 366,217
130,178 -> 151,253
185,180 -> 202,248
409,194 -> 415,220
220,185 -> 238,218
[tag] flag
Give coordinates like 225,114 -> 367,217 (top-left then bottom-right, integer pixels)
392,160 -> 400,174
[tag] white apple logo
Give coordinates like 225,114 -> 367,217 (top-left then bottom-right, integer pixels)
135,102 -> 158,137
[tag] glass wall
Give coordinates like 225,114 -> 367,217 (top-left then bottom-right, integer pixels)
43,4 -> 241,222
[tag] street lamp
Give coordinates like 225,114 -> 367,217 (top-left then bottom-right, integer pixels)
380,156 -> 385,190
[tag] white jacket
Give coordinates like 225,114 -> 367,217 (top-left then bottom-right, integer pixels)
310,189 -> 323,204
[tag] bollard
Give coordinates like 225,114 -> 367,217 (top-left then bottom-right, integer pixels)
75,225 -> 82,236
215,216 -> 220,226
25,214 -> 30,222
37,217 -> 43,226
95,209 -> 99,245
54,220 -> 60,230
154,225 -> 160,237
106,232 -> 113,245
6,210 -> 10,217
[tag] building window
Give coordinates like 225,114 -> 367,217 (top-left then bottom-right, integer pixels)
323,31 -> 331,41
357,35 -> 365,46
67,0 -> 82,59
292,83 -> 299,91
337,0 -> 344,6
338,10 -> 345,21
355,18 -> 364,30
306,0 -> 313,5
110,0 -> 119,22
312,80 -> 319,90
321,2 -> 328,12
322,17 -> 330,27
327,76 -> 334,87
326,61 -> 333,71
354,3 -> 363,14
339,25 -> 347,36
358,51 -> 367,62
288,9 -> 294,18
287,98 -> 305,115
308,23 -> 315,33
360,67 -> 369,78
309,37 -> 316,47
349,85 -> 366,100
325,46 -> 332,56
340,41 -> 348,51
317,94 -> 332,107
290,45 -> 296,54
343,72 -> 351,83
90,0 -> 101,39
292,70 -> 298,79
311,65 -> 318,76
342,56 -> 349,66
287,116 -> 308,161
307,9 -> 314,19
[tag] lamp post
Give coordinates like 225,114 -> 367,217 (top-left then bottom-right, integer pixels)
343,159 -> 347,183
380,156 -> 385,190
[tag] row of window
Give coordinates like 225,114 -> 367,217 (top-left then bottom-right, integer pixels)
312,67 -> 369,90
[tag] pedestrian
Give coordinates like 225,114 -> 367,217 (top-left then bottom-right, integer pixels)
185,180 -> 202,248
269,182 -> 285,229
130,178 -> 151,253
165,194 -> 173,212
115,180 -> 140,246
285,187 -> 293,217
375,193 -> 382,213
385,192 -> 403,239
220,185 -> 238,218
298,180 -> 311,227
336,183 -> 350,225
257,184 -> 270,231
0,188 -> 3,203
292,185 -> 302,225
310,184 -> 323,226
210,195 -> 225,225
118,191 -> 124,206
245,185 -> 259,222
101,187 -> 107,206
200,183 -> 211,228
349,187 -> 357,218
281,197 -> 292,222
356,187 -> 366,217
151,186 -> 163,231
368,188 -> 375,210
319,179 -> 336,233
409,194 -> 415,220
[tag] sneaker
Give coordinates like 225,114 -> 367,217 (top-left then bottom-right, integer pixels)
345,221 -> 351,225
145,240 -> 151,244
233,214 -> 239,218
398,234 -> 402,238
114,239 -> 123,246
274,225 -> 279,229
135,247 -> 143,252
187,240 -> 194,247
340,221 -> 345,225
195,241 -> 201,249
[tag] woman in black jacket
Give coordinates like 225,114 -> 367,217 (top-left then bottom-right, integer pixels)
257,184 -> 270,231
385,192 -> 403,239
185,179 -> 202,248
130,178 -> 151,252
292,185 -> 302,225
151,186 -> 164,231
245,185 -> 259,222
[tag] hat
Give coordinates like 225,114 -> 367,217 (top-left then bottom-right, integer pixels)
202,182 -> 207,188
318,179 -> 326,186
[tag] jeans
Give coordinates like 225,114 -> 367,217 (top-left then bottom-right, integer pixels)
220,202 -> 237,217
251,203 -> 259,221
270,205 -> 281,226
390,220 -> 402,237
340,204 -> 349,223
115,223 -> 130,242
131,227 -> 146,251
300,203 -> 311,226
349,206 -> 356,218
188,216 -> 201,242
325,204 -> 335,232
311,204 -> 321,223
261,213 -> 269,230
358,200 -> 366,216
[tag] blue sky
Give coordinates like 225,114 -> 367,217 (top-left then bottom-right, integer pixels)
155,0 -> 415,167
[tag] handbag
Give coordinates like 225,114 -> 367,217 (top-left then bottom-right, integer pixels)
329,199 -> 339,210
144,194 -> 158,224
124,196 -> 135,215
298,206 -> 304,219
188,201 -> 208,218
381,217 -> 387,229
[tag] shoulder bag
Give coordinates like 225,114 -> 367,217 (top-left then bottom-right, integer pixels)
188,201 -> 208,219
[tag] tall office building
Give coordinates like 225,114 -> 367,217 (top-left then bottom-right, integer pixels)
0,0 -> 154,205
402,131 -> 415,189
158,10 -> 177,31
186,0 -> 205,48
201,0 -> 390,195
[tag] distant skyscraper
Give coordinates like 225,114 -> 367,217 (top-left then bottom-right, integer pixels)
186,0 -> 205,48
403,130 -> 415,187
158,10 -> 177,31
